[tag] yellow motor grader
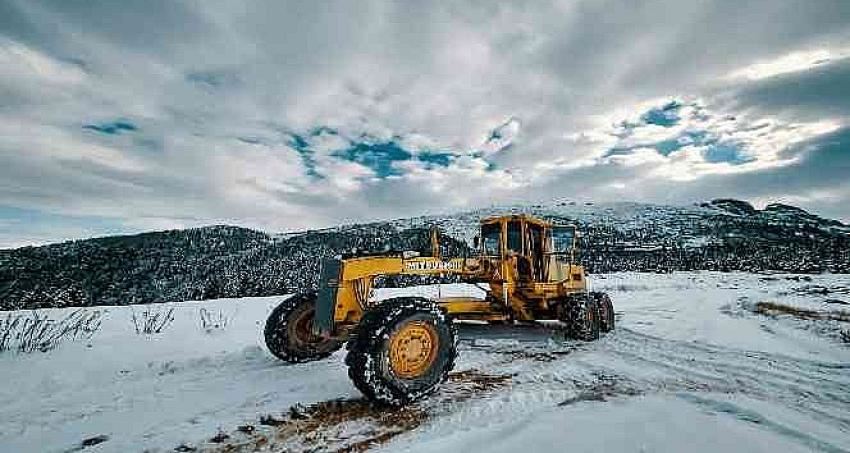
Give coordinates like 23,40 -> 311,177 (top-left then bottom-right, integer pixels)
264,214 -> 614,405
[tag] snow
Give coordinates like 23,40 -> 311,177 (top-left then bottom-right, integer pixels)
389,395 -> 820,453
0,298 -> 357,452
1,272 -> 849,452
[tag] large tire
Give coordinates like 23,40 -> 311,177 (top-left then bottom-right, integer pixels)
345,297 -> 457,406
562,294 -> 600,341
264,293 -> 342,363
592,292 -> 615,333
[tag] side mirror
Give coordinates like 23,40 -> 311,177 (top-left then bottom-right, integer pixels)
473,236 -> 480,249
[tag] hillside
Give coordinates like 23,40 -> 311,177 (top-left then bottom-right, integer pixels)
0,225 -> 468,310
1,199 -> 848,310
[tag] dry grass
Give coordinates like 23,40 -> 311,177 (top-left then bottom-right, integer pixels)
131,306 -> 175,334
0,309 -> 102,353
199,308 -> 230,333
754,301 -> 850,323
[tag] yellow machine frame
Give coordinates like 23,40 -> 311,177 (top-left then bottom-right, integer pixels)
314,214 -> 588,338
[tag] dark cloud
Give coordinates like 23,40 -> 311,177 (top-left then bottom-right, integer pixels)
0,0 -> 214,58
726,57 -> 850,121
671,127 -> 850,221
0,0 -> 848,246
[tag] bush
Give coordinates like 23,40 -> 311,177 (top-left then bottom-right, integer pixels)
198,307 -> 230,332
131,306 -> 175,334
0,309 -> 102,353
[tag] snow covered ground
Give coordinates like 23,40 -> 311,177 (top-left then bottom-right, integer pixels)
1,272 -> 848,452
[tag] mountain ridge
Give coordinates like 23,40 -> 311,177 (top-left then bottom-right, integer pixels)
1,199 -> 847,310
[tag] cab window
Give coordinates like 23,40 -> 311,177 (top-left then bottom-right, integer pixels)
552,227 -> 575,253
507,221 -> 522,253
481,223 -> 501,256
527,223 -> 543,256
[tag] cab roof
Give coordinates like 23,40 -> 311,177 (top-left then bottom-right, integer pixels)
480,214 -> 551,228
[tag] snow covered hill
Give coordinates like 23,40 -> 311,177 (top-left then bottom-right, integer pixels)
1,272 -> 848,452
2,199 -> 848,311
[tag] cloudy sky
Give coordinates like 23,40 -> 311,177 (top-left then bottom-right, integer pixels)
1,1 -> 849,248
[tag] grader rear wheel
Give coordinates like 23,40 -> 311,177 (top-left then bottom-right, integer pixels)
264,293 -> 342,363
345,297 -> 457,406
592,292 -> 615,333
560,294 -> 601,341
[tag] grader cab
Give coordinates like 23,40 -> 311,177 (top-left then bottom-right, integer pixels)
264,214 -> 614,405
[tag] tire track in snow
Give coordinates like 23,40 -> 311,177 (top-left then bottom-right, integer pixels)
592,327 -> 850,453
189,321 -> 850,452
408,325 -> 850,452
605,328 -> 850,433
678,393 -> 849,453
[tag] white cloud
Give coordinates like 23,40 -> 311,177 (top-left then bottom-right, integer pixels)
0,117 -> 146,173
726,47 -> 849,81
0,38 -> 86,85
604,147 -> 667,168
305,131 -> 350,155
479,117 -> 521,155
583,98 -> 843,182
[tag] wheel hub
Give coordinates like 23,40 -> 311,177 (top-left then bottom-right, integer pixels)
389,321 -> 439,379
291,308 -> 318,345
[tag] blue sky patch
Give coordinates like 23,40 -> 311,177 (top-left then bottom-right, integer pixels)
417,151 -> 455,168
641,101 -> 682,127
653,130 -> 714,155
606,132 -> 754,166
310,126 -> 338,137
334,141 -> 412,178
682,129 -> 710,144
703,143 -> 754,165
287,134 -> 323,179
288,133 -> 309,150
83,120 -> 137,135
654,139 -> 685,156
603,147 -> 635,158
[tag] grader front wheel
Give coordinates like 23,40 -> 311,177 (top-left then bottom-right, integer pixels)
389,321 -> 440,379
264,293 -> 342,363
345,297 -> 457,406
